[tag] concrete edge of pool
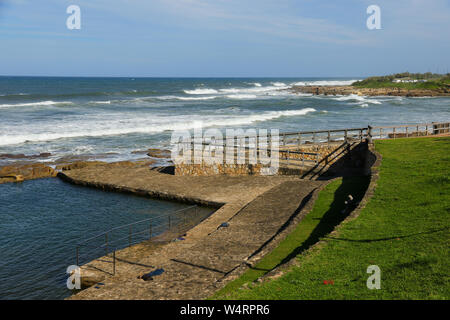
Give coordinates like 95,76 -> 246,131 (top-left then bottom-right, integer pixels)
58,164 -> 324,299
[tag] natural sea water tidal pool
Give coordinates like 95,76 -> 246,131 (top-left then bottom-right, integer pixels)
0,178 -> 214,300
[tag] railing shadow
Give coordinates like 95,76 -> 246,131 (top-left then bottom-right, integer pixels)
271,174 -> 370,270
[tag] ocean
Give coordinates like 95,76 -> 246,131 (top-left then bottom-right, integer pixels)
1,76 -> 449,165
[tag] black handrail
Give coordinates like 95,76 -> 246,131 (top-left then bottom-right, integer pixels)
76,205 -> 199,274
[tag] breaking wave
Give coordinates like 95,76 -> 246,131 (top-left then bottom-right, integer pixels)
0,101 -> 73,109
0,108 -> 316,146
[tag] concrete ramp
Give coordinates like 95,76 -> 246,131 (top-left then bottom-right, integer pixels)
172,181 -> 317,275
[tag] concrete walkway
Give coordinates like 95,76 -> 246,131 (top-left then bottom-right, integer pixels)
61,165 -> 322,299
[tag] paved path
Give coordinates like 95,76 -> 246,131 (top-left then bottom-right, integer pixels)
61,165 -> 322,299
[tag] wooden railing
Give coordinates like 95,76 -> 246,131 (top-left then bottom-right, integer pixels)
174,121 -> 449,171
368,122 -> 450,141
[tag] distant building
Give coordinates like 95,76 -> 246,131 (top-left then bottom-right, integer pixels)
393,78 -> 426,83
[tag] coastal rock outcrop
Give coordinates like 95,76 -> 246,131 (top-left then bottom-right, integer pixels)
146,148 -> 171,159
0,152 -> 52,160
290,85 -> 450,97
0,163 -> 57,184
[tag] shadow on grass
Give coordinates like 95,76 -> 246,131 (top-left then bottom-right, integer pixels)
324,226 -> 449,243
268,175 -> 371,270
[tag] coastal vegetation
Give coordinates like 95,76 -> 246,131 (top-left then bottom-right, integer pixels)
353,72 -> 450,90
213,137 -> 450,299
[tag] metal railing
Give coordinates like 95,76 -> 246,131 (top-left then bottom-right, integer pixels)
173,121 -> 449,170
278,127 -> 367,146
280,149 -> 320,168
76,205 -> 202,275
368,122 -> 450,141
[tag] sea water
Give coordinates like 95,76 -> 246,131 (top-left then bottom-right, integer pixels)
1,77 -> 448,165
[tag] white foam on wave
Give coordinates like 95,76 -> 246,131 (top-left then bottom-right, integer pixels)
181,82 -> 292,100
0,100 -> 73,109
0,108 -> 316,146
271,82 -> 287,87
176,96 -> 217,101
184,88 -> 219,95
226,94 -> 258,99
155,95 -> 217,101
91,100 -> 111,104
332,94 -> 382,105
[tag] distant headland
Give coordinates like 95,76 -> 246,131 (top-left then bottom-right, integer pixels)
291,72 -> 450,97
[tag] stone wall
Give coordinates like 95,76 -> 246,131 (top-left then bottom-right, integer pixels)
175,141 -> 365,176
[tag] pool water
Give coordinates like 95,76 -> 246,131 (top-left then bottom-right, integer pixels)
0,178 -> 213,300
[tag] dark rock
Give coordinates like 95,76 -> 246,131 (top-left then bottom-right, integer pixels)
147,148 -> 171,159
0,152 -> 52,160
139,268 -> 165,281
56,161 -> 106,171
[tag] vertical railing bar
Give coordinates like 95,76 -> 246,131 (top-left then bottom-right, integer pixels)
129,225 -> 132,247
113,250 -> 116,275
149,222 -> 152,240
105,233 -> 108,256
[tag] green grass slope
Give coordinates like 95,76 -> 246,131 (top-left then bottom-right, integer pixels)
213,137 -> 450,300
352,73 -> 450,90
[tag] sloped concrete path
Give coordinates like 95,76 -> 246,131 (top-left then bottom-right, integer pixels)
61,166 -> 322,299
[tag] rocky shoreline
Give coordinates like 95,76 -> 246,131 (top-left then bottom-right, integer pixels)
290,85 -> 450,97
0,148 -> 172,184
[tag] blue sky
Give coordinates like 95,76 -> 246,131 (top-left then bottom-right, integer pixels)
0,0 -> 449,77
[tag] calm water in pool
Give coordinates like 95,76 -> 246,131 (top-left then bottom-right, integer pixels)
0,178 -> 214,300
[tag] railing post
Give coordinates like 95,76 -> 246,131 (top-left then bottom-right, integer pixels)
393,127 -> 396,139
105,233 -> 108,256
113,250 -> 116,275
149,222 -> 152,240
344,129 -> 348,143
367,125 -> 373,143
406,126 -> 408,138
327,131 -> 331,144
129,226 -> 132,247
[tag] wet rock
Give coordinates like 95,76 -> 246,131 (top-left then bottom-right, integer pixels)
131,150 -> 149,155
0,153 -> 27,159
55,161 -> 106,171
147,148 -> 171,159
0,152 -> 51,160
0,163 -> 57,183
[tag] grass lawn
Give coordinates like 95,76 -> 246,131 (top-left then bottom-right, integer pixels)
352,80 -> 450,90
213,137 -> 450,300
